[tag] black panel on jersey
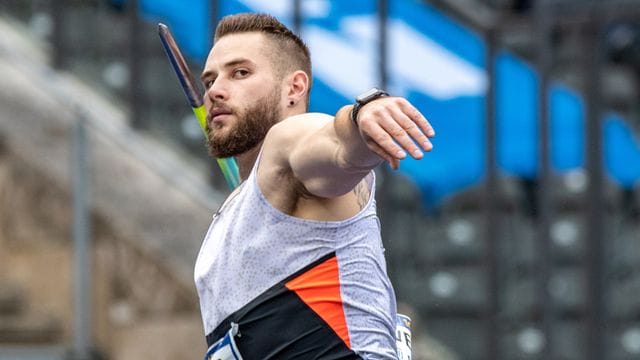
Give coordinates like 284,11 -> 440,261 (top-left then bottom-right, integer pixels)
206,252 -> 360,360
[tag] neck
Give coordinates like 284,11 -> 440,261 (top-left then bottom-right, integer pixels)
284,105 -> 305,119
234,143 -> 263,181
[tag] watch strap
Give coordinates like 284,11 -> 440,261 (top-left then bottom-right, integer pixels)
351,88 -> 389,126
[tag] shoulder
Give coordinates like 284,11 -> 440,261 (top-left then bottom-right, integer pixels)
260,111 -> 333,170
257,112 -> 333,187
256,114 -> 334,214
264,112 -> 333,148
260,112 -> 334,171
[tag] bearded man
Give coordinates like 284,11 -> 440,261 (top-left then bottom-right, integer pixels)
194,13 -> 434,360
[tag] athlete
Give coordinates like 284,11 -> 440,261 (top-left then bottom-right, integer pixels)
193,13 -> 434,359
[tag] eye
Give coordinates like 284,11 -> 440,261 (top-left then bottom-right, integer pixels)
232,68 -> 250,79
204,78 -> 216,89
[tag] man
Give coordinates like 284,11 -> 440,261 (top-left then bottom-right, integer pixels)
194,13 -> 434,360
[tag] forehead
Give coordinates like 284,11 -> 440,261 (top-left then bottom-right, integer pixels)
205,32 -> 273,71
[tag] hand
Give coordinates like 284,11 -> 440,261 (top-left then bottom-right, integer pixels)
354,97 -> 435,170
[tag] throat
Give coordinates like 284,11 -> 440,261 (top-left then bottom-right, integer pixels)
234,143 -> 263,181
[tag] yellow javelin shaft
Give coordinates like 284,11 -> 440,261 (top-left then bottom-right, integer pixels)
159,23 -> 240,190
192,106 -> 241,189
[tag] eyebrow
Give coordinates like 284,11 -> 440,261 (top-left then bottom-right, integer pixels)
200,58 -> 254,81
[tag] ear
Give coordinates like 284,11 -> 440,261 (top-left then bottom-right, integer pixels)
286,70 -> 309,107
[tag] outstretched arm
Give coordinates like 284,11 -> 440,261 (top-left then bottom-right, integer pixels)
263,96 -> 434,198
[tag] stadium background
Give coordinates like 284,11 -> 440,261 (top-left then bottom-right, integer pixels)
0,0 -> 639,359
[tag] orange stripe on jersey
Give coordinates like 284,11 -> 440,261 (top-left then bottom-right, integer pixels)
285,256 -> 351,348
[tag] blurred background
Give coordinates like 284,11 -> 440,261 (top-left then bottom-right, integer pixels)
0,0 -> 639,359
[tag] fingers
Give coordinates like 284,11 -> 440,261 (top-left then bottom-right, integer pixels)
357,97 -> 435,170
398,98 -> 435,138
361,103 -> 432,154
388,106 -> 433,154
379,116 -> 424,159
361,122 -> 409,161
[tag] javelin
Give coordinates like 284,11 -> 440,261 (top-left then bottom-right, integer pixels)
158,23 -> 241,190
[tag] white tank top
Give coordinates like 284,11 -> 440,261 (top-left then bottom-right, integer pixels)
194,154 -> 398,359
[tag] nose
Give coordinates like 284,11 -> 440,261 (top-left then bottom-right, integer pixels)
205,78 -> 229,103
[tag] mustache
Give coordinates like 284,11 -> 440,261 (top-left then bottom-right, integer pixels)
206,103 -> 235,124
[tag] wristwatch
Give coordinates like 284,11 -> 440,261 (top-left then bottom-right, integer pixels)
351,88 -> 389,126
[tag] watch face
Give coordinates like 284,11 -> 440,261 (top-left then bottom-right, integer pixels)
357,88 -> 382,103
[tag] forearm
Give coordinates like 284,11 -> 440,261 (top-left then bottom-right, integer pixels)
284,96 -> 433,197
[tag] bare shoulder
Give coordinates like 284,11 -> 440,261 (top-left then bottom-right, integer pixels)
256,113 -> 333,213
257,112 -> 367,220
264,113 -> 333,149
259,112 -> 333,181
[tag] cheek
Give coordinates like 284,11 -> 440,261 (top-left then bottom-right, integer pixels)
228,75 -> 279,109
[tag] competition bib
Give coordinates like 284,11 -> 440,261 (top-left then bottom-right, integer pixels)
204,323 -> 243,360
396,314 -> 412,360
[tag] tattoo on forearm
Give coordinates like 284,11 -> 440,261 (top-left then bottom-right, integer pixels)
354,181 -> 369,210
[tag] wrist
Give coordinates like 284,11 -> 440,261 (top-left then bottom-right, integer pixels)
351,88 -> 389,127
349,105 -> 359,127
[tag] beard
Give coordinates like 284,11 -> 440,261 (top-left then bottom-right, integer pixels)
206,88 -> 282,158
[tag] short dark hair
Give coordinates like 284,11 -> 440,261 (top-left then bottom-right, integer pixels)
215,13 -> 312,104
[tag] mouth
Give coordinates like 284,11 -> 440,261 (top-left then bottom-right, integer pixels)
207,107 -> 233,126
